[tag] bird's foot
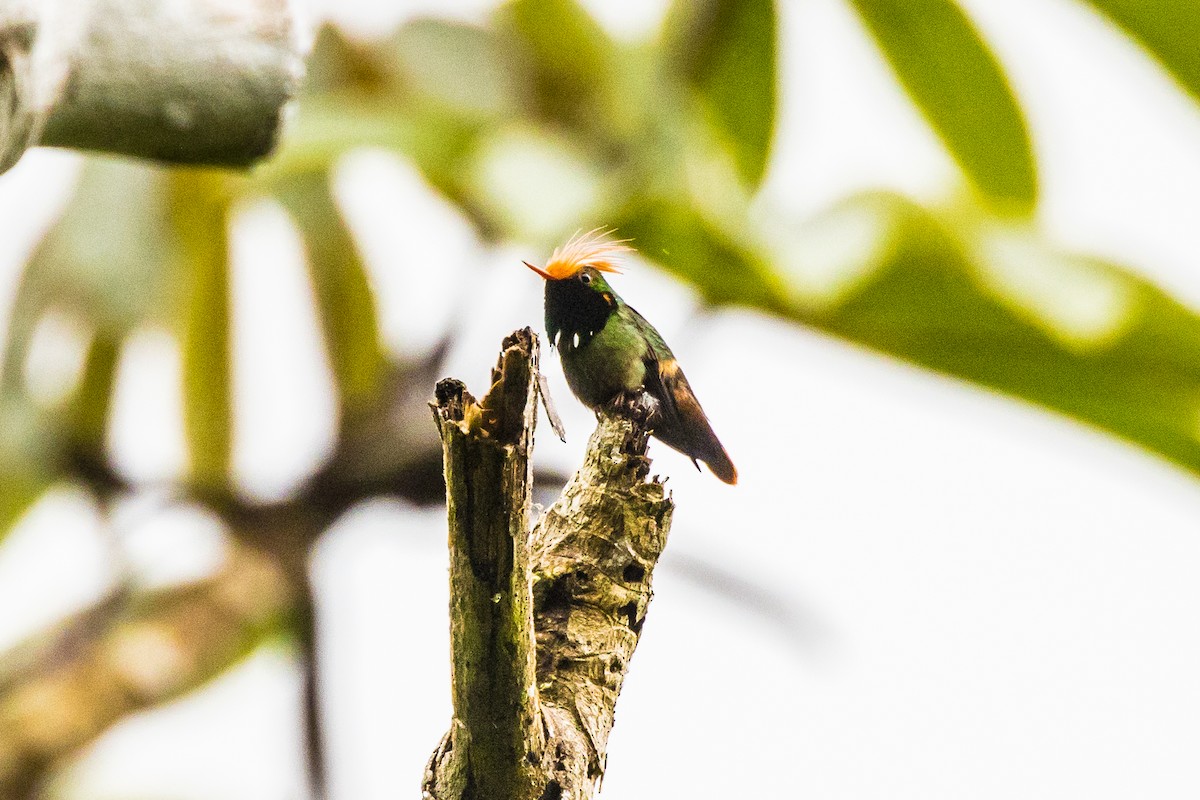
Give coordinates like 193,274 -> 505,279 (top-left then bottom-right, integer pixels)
604,390 -> 658,428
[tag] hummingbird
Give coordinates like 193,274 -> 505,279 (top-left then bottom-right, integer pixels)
524,229 -> 737,484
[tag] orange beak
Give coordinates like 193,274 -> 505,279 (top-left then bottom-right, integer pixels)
523,260 -> 552,280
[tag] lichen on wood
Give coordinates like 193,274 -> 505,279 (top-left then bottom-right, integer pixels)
425,329 -> 673,800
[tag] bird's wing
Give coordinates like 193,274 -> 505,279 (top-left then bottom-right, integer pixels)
621,304 -> 681,420
622,304 -> 738,484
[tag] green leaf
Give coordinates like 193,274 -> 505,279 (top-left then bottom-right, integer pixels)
815,194 -> 1200,473
273,171 -> 385,414
1080,0 -> 1200,104
67,333 -> 120,463
0,395 -> 60,540
847,0 -> 1037,212
673,191 -> 1200,479
2,159 -> 175,391
663,0 -> 777,188
494,0 -> 620,134
613,197 -> 781,309
171,170 -> 234,490
385,19 -> 520,120
0,159 -> 165,537
0,335 -> 119,543
0,335 -> 121,541
621,189 -> 1200,479
304,24 -> 394,95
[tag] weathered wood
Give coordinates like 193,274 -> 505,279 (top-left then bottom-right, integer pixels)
427,329 -> 545,800
426,330 -> 673,800
529,405 -> 671,798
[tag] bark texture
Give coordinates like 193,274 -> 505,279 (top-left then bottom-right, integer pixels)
0,0 -> 301,172
425,329 -> 673,800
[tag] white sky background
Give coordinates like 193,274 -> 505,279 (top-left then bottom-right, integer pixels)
2,0 -> 1200,797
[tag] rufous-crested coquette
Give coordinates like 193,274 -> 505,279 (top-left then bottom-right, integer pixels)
524,230 -> 736,484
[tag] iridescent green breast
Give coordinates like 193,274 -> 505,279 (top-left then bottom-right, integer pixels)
558,310 -> 648,408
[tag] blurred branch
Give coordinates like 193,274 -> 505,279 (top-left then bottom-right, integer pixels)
0,0 -> 302,173
424,329 -> 673,800
0,540 -> 295,799
296,572 -> 328,800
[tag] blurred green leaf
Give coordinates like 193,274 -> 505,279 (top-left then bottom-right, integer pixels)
465,124 -> 607,240
818,195 -> 1200,473
274,172 -> 385,414
266,97 -> 474,184
0,161 -> 173,532
847,0 -> 1037,212
495,0 -> 620,135
308,19 -> 520,120
171,171 -> 234,490
67,333 -> 120,463
0,395 -> 61,540
614,198 -> 780,309
385,19 -> 520,120
304,24 -> 396,95
664,0 -> 777,188
0,334 -> 120,542
2,160 -> 174,390
620,188 -> 1200,477
1080,0 -> 1200,103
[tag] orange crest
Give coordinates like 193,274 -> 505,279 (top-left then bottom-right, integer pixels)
536,228 -> 633,280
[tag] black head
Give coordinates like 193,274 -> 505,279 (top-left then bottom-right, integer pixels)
543,267 -> 618,350
523,229 -> 630,349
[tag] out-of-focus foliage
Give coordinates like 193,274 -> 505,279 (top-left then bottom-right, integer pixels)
1,160 -> 180,536
175,170 -> 235,490
6,0 -> 1200,530
664,0 -> 777,188
0,397 -> 60,535
847,0 -> 1036,211
793,194 -> 1200,475
4,0 -> 1200,748
1080,0 -> 1200,103
275,171 -> 386,412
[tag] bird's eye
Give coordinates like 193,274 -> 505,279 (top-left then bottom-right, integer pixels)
580,273 -> 592,285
